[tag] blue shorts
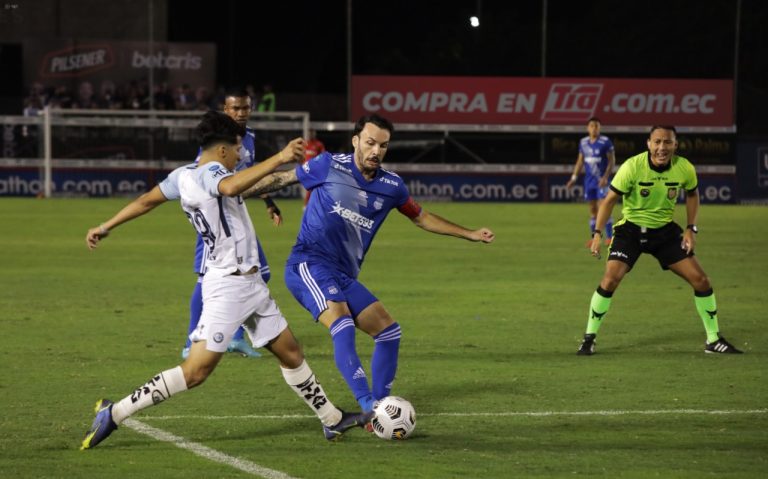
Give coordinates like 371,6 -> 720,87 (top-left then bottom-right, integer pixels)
284,261 -> 378,320
584,185 -> 608,201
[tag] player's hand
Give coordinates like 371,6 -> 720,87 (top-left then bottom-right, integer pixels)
85,226 -> 109,250
598,177 -> 609,188
681,230 -> 696,254
279,138 -> 306,164
470,227 -> 495,243
566,179 -> 576,188
267,205 -> 283,226
590,233 -> 602,259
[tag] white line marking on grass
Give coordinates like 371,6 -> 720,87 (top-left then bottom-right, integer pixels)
144,408 -> 767,421
123,419 -> 300,479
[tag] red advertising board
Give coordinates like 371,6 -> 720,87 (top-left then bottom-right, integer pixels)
351,76 -> 733,127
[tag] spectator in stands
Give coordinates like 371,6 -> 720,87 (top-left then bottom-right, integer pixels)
74,81 -> 97,109
175,83 -> 195,110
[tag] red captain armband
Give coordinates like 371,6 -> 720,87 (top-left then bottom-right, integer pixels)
397,197 -> 422,219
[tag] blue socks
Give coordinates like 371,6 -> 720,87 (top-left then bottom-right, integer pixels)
371,322 -> 401,401
329,316 -> 373,410
590,216 -> 613,238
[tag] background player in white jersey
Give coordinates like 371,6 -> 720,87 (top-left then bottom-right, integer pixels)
181,88 -> 283,360
244,114 -> 495,414
566,117 -> 616,244
81,112 -> 370,450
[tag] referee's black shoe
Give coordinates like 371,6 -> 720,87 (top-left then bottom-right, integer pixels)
577,334 -> 596,355
704,335 -> 743,354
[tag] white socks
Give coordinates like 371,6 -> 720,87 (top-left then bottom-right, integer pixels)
111,366 -> 188,424
281,360 -> 341,427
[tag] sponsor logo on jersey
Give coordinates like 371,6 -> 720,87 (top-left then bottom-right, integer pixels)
379,176 -> 399,186
640,188 -> 650,197
39,44 -> 115,78
329,201 -> 375,230
332,161 -> 352,174
358,190 -> 368,199
667,187 -> 677,199
373,197 -> 384,210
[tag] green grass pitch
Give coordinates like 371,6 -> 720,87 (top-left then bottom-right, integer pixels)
1,198 -> 766,478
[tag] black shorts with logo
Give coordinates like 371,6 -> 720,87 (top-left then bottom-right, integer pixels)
608,221 -> 693,270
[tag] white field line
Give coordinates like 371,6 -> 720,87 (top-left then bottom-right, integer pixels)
142,408 -> 768,421
123,419 -> 300,479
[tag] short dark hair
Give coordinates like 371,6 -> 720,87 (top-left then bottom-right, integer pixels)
587,117 -> 601,124
196,110 -> 244,149
224,87 -> 250,101
353,114 -> 394,137
649,125 -> 677,136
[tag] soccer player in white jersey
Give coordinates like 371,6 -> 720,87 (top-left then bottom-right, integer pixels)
243,114 -> 495,415
566,117 -> 616,244
181,88 -> 282,360
81,112 -> 371,450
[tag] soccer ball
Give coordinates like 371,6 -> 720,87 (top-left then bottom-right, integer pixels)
371,396 -> 416,440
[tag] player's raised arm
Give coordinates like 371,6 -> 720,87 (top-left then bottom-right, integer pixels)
85,185 -> 169,250
242,169 -> 299,198
218,138 -> 304,197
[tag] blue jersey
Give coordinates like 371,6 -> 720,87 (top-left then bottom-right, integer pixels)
286,152 -> 412,278
192,127 -> 266,275
579,135 -> 614,190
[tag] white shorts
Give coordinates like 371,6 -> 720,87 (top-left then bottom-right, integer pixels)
189,273 -> 288,353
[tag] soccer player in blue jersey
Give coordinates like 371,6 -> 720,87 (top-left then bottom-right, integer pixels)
245,114 -> 495,413
566,117 -> 616,244
181,89 -> 284,360
82,111 -> 370,449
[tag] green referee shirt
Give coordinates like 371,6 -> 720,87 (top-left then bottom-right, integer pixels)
611,151 -> 698,229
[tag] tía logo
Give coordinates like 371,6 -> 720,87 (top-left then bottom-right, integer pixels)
39,44 -> 115,78
379,176 -> 399,186
541,83 -> 603,122
329,201 -> 375,230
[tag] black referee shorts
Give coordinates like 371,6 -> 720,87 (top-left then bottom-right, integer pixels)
608,221 -> 693,270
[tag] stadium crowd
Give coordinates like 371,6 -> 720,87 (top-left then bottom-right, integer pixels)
22,81 -> 275,114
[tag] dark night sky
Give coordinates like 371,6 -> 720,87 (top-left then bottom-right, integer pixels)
167,0 -> 766,96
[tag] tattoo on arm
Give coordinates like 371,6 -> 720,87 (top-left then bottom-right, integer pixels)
243,170 -> 298,198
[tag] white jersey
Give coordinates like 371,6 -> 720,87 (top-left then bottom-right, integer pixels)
159,161 -> 260,278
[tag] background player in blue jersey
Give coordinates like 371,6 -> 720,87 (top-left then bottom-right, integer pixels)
566,117 -> 616,244
245,114 -> 495,413
182,89 -> 284,360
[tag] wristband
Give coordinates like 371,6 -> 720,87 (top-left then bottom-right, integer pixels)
593,229 -> 603,238
263,197 -> 277,209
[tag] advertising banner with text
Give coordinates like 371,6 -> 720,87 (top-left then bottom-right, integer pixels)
24,39 -> 216,103
352,76 -> 733,127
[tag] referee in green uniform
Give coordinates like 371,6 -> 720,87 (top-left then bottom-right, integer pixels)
578,125 -> 742,355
